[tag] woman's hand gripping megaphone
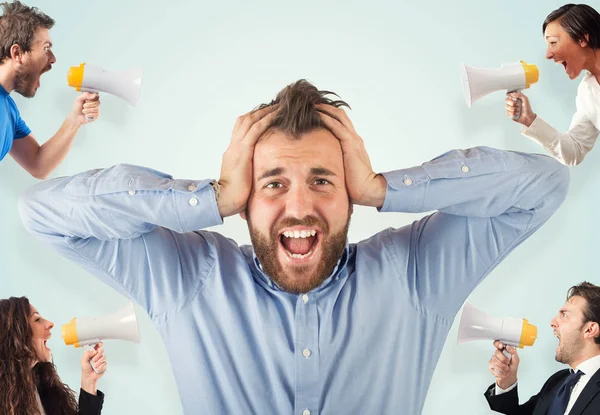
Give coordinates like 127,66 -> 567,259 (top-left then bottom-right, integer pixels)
82,342 -> 107,376
506,91 -> 537,126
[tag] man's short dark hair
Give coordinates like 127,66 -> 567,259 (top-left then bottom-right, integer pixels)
0,0 -> 54,64
257,79 -> 350,138
567,281 -> 600,345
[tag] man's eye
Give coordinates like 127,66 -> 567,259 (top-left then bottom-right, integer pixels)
265,182 -> 282,189
314,178 -> 330,185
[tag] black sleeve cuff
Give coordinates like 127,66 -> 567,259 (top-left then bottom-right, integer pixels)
78,388 -> 105,415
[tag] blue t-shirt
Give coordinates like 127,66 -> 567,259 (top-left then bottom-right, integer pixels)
0,84 -> 31,161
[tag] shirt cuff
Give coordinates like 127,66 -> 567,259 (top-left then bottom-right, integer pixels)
379,166 -> 429,213
494,381 -> 517,395
171,179 -> 224,231
521,116 -> 557,147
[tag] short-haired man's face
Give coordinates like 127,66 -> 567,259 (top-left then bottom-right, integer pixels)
14,27 -> 55,98
551,295 -> 589,365
244,128 -> 351,294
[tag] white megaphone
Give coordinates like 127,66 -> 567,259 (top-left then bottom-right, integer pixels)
458,301 -> 537,359
62,301 -> 140,372
67,63 -> 142,120
460,61 -> 539,120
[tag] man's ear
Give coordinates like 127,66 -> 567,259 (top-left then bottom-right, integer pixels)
10,44 -> 23,63
579,34 -> 590,48
584,321 -> 600,340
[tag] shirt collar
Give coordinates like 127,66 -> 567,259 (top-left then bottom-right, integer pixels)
573,354 -> 600,378
251,243 -> 351,293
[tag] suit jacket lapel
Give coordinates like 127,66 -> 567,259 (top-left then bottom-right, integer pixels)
533,370 -> 570,415
568,369 -> 600,415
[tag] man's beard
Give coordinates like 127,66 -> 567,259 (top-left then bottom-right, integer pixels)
555,326 -> 585,364
248,212 -> 350,294
14,65 -> 38,98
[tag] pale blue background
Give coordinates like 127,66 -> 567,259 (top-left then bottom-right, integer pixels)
0,0 -> 595,413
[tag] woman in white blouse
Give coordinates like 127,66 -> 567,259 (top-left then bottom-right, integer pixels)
506,4 -> 600,166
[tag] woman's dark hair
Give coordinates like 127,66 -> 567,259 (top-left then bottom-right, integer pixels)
543,4 -> 600,49
0,296 -> 78,415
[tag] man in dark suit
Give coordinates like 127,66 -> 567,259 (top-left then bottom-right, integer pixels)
484,282 -> 600,414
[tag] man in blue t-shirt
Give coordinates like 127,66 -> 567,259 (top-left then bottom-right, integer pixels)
0,1 -> 101,179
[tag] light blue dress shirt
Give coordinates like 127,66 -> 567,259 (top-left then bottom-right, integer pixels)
19,146 -> 569,415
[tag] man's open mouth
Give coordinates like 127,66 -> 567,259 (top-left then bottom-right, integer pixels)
279,229 -> 320,259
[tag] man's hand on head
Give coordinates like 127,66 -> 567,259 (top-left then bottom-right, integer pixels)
316,104 -> 386,208
217,105 -> 278,218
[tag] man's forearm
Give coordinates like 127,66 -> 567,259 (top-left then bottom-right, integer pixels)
19,164 -> 224,242
378,147 -> 569,223
34,115 -> 81,178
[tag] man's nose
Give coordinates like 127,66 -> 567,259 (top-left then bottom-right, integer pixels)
545,48 -> 553,60
285,185 -> 314,218
47,319 -> 54,330
49,51 -> 56,65
550,317 -> 557,328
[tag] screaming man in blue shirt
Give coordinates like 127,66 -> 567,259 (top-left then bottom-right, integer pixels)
19,80 -> 570,415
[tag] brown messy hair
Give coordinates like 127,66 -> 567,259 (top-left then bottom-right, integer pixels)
567,282 -> 600,345
0,1 -> 55,64
0,297 -> 78,415
256,79 -> 351,138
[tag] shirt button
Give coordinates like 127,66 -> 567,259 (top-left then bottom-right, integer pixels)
302,410 -> 311,415
188,183 -> 196,191
461,165 -> 470,173
128,190 -> 136,196
189,197 -> 198,206
403,177 -> 413,186
302,348 -> 311,358
302,294 -> 309,303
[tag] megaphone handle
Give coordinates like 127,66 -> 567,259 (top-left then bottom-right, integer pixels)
83,344 -> 103,374
508,89 -> 522,121
79,87 -> 98,122
502,347 -> 513,362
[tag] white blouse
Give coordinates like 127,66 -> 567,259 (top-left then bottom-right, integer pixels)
522,71 -> 600,166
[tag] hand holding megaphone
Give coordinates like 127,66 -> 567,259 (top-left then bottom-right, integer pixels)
489,340 -> 520,389
67,62 -> 142,122
81,342 -> 107,376
505,91 -> 537,127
